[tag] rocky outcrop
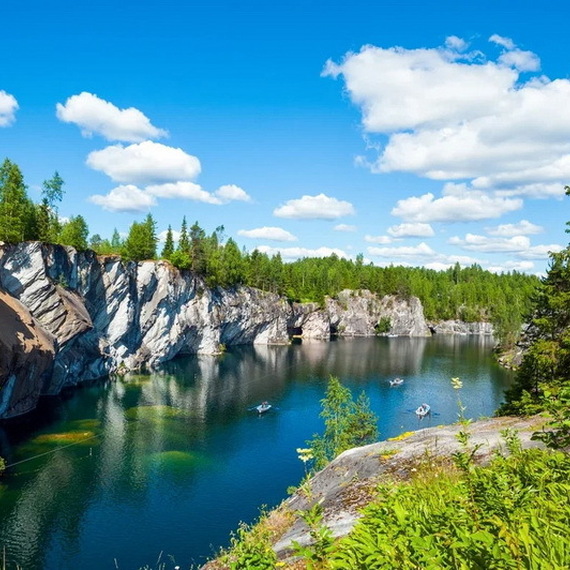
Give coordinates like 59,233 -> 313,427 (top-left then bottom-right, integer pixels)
0,242 -> 293,415
326,289 -> 431,337
430,320 -> 494,335
0,242 -> 467,418
0,291 -> 55,418
204,415 -> 544,567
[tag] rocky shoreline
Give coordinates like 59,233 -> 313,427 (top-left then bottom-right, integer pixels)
0,242 -> 493,419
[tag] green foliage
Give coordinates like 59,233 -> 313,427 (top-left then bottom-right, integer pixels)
330,441 -> 570,569
219,511 -> 278,570
0,158 -> 36,242
58,215 -> 89,250
123,214 -> 158,261
292,501 -> 335,569
500,218 -> 570,415
161,225 -> 174,260
375,316 -> 391,334
308,376 -> 378,471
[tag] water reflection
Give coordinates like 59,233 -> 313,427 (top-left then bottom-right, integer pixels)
0,336 -> 511,570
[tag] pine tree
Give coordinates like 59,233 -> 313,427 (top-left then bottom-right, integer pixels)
161,225 -> 174,259
0,158 -> 32,242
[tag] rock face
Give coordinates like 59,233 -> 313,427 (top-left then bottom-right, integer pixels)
0,242 -> 462,418
0,291 -> 55,418
430,320 -> 494,335
271,416 -> 545,563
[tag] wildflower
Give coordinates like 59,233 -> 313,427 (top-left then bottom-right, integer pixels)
451,377 -> 463,390
296,448 -> 313,463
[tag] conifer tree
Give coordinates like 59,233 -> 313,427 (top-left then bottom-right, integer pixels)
161,225 -> 174,259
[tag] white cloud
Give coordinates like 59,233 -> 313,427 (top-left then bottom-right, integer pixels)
517,244 -> 564,259
238,227 -> 297,242
0,90 -> 18,127
387,222 -> 435,238
146,181 -> 220,204
324,37 -> 570,195
489,34 -> 515,50
273,193 -> 355,220
487,260 -> 535,273
256,245 -> 349,260
445,36 -> 468,52
86,141 -> 201,185
486,220 -> 543,236
215,184 -> 252,203
392,184 -> 522,222
365,235 -> 392,244
367,242 -> 437,258
334,224 -> 357,232
158,229 -> 181,243
448,233 -> 531,253
89,184 -> 156,212
56,92 -> 167,142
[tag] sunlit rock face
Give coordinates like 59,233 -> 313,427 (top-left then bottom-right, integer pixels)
0,243 -> 431,417
326,289 -> 431,337
430,320 -> 494,335
0,290 -> 55,418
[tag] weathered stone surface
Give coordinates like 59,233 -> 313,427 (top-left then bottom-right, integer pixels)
272,416 -> 546,561
0,290 -> 55,418
0,242 -> 486,418
326,290 -> 431,337
430,320 -> 494,335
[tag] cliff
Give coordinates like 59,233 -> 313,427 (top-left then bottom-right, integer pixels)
0,242 -> 437,418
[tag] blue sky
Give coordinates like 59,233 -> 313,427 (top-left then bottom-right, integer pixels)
2,0 -> 570,274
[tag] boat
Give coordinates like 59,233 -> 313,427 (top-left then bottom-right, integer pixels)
255,401 -> 272,414
389,377 -> 404,387
415,403 -> 431,418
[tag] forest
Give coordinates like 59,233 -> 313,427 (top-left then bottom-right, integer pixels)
0,157 -> 540,348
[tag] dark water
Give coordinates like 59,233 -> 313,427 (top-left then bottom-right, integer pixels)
0,336 -> 512,570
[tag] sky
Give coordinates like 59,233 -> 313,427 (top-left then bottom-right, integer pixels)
2,0 -> 570,275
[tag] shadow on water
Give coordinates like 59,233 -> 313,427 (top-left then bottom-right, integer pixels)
0,336 -> 513,569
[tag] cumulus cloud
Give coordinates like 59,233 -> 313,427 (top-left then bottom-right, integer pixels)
487,260 -> 536,273
367,242 -> 437,258
387,222 -> 435,238
89,184 -> 156,212
0,90 -> 18,126
448,233 -> 531,253
238,227 -> 297,242
158,229 -> 181,243
449,232 -> 563,260
146,181 -> 220,204
365,235 -> 393,244
215,184 -> 252,203
324,36 -> 570,195
256,245 -> 349,260
486,220 -> 543,236
56,92 -> 167,142
445,35 -> 468,52
334,224 -> 357,232
274,193 -> 355,220
86,141 -> 201,185
367,242 -> 482,269
517,244 -> 564,259
392,183 -> 522,222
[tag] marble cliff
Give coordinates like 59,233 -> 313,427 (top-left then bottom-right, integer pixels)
1,242 -> 481,418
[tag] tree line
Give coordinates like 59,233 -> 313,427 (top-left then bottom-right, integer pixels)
0,158 -> 540,348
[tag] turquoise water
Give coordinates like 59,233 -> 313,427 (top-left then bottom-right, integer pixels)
0,336 -> 512,569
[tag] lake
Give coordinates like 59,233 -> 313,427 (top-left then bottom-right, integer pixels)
0,335 -> 512,569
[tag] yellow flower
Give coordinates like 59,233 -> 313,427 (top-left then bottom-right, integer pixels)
451,377 -> 463,390
296,447 -> 313,462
